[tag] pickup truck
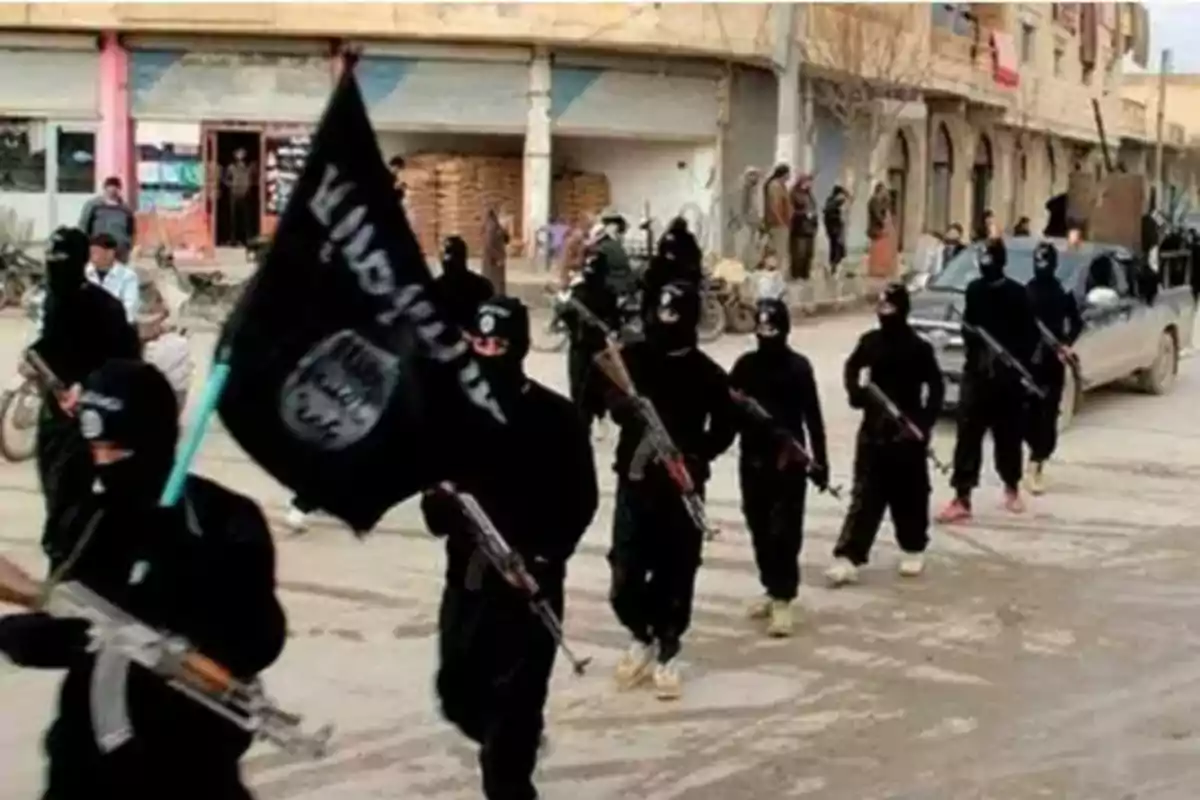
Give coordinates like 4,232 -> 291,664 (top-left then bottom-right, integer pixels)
908,237 -> 1195,427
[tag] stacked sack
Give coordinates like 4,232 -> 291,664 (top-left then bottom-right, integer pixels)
551,171 -> 612,226
436,157 -> 484,253
474,156 -> 523,255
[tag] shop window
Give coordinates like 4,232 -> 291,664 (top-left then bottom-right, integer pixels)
1020,23 -> 1036,65
0,117 -> 47,193
57,129 -> 96,194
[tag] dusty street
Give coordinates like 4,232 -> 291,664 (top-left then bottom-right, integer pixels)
2,309 -> 1200,799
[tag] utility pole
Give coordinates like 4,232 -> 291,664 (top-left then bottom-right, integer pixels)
1154,48 -> 1172,211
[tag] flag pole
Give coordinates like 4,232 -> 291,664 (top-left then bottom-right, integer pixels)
159,49 -> 363,507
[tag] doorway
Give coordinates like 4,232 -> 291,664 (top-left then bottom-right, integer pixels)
211,129 -> 262,247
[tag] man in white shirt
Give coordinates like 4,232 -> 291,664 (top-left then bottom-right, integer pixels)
85,233 -> 140,324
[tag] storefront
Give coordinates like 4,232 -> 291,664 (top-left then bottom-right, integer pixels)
549,56 -> 722,251
352,42 -> 531,258
126,35 -> 332,258
0,32 -> 102,241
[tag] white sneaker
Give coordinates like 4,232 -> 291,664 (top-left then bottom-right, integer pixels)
898,553 -> 925,578
824,557 -> 859,587
746,596 -> 772,620
284,506 -> 309,533
614,640 -> 655,689
653,658 -> 682,701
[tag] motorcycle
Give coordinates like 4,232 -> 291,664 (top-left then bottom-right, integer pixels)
0,243 -> 44,309
185,271 -> 247,323
531,277 -> 645,354
0,286 -> 47,463
697,277 -> 727,343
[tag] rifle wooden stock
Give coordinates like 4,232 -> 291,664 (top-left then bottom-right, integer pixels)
24,350 -> 64,394
593,343 -> 635,397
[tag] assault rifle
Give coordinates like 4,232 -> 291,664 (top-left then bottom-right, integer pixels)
864,382 -> 951,475
948,306 -> 1047,399
438,483 -> 592,675
579,299 -> 715,541
1034,318 -> 1080,371
729,389 -> 842,499
0,556 -> 331,758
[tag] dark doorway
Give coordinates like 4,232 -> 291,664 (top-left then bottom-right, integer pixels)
214,130 -> 261,247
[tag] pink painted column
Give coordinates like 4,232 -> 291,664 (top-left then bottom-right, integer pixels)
96,32 -> 132,194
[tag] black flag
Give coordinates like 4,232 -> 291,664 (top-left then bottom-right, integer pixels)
216,66 -> 509,533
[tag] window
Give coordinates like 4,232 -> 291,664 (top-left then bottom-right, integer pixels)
0,118 -> 46,193
57,129 -> 95,194
1054,46 -> 1065,77
1020,22 -> 1036,65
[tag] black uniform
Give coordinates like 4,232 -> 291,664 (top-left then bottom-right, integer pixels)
0,360 -> 286,800
949,240 -> 1039,503
641,218 -> 703,307
31,227 -> 141,565
1024,243 -> 1083,464
431,235 -> 496,333
835,284 -> 943,564
608,282 -> 736,664
730,299 -> 828,602
422,297 -> 598,800
564,252 -> 619,428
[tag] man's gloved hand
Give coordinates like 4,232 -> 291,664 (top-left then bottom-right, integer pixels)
809,463 -> 830,491
420,488 -> 469,539
0,613 -> 89,669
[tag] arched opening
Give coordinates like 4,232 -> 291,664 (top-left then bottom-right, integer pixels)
971,133 -> 994,238
927,122 -> 953,233
887,130 -> 910,251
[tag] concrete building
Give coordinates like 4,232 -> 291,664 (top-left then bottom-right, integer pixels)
0,2 -> 1180,265
1121,72 -> 1200,214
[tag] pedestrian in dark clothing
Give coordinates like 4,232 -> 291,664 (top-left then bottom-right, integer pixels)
481,207 -> 510,293
606,281 -> 736,700
30,227 -> 140,566
79,177 -> 136,263
223,148 -> 256,247
641,216 -> 703,312
432,235 -> 496,333
422,296 -> 598,800
564,251 -> 619,430
788,174 -> 818,282
730,298 -> 828,636
937,239 -> 1040,523
1024,242 -> 1083,494
827,283 -> 944,586
0,359 -> 286,800
823,186 -> 849,273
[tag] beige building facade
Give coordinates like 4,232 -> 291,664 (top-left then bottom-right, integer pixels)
0,2 -> 1185,261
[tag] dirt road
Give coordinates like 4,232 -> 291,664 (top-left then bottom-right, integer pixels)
1,311 -> 1198,799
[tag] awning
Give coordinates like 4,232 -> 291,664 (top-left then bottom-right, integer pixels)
991,31 -> 1020,89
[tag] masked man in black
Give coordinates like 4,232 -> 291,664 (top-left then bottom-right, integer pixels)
0,359 -> 286,799
422,296 -> 598,800
730,298 -> 828,636
432,234 -> 496,332
1024,242 -> 1083,495
642,216 -> 703,307
827,284 -> 944,586
937,239 -> 1040,524
564,251 -> 619,433
31,227 -> 140,565
606,281 -> 736,700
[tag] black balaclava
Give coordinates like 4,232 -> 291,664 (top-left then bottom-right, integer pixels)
581,250 -> 607,288
77,359 -> 180,506
648,281 -> 700,353
1033,241 -> 1058,282
45,226 -> 90,298
877,282 -> 911,334
754,298 -> 790,355
976,239 -> 1006,283
441,235 -> 468,277
472,296 -> 531,403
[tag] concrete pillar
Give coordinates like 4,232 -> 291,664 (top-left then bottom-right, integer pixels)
45,123 -> 59,232
799,76 -> 815,174
523,47 -> 552,272
773,3 -> 800,170
96,32 -> 132,194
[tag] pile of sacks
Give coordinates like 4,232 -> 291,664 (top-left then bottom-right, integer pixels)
551,171 -> 611,226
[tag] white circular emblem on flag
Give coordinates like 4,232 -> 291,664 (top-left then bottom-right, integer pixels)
479,313 -> 496,334
79,409 -> 104,440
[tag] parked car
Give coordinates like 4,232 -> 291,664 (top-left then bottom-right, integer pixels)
908,237 -> 1195,428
